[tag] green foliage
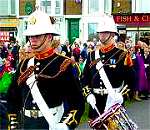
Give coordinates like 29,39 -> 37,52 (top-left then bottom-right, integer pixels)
80,103 -> 89,124
0,72 -> 12,93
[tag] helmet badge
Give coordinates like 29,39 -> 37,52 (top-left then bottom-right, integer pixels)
28,16 -> 36,25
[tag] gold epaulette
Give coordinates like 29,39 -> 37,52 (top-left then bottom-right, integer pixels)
60,58 -> 72,72
56,52 -> 81,76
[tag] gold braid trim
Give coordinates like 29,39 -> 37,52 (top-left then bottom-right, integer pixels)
19,58 -> 29,74
8,114 -> 17,130
63,110 -> 78,126
73,62 -> 81,77
17,65 -> 35,85
17,58 -> 34,85
60,59 -> 72,72
115,51 -> 127,64
82,86 -> 91,97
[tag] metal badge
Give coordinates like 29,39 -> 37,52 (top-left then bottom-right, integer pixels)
28,16 -> 36,25
110,59 -> 116,64
30,110 -> 39,118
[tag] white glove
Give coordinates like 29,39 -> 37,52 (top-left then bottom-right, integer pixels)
105,92 -> 123,111
115,92 -> 123,104
54,123 -> 69,130
87,94 -> 96,109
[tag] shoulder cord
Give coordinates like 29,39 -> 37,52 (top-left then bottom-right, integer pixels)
37,56 -> 58,78
37,57 -> 71,79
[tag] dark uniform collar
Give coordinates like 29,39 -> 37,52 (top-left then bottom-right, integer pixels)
35,48 -> 55,60
100,43 -> 115,53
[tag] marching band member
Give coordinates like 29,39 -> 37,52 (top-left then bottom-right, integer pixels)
81,14 -> 135,129
7,10 -> 84,130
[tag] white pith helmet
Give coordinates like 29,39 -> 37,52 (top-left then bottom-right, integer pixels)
23,10 -> 60,36
97,14 -> 118,35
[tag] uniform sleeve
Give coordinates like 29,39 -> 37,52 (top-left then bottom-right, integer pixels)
80,52 -> 93,98
7,60 -> 28,114
60,63 -> 85,129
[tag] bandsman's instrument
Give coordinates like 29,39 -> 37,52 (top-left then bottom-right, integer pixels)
89,103 -> 138,130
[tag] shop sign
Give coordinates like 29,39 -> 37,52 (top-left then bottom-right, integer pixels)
0,19 -> 19,27
113,14 -> 150,26
0,32 -> 10,42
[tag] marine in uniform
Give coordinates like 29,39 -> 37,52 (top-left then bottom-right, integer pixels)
81,14 -> 135,128
7,10 -> 84,130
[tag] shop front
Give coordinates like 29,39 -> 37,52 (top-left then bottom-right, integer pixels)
113,13 -> 150,45
0,18 -> 19,42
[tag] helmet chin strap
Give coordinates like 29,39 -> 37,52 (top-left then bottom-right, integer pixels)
29,34 -> 48,52
99,33 -> 112,45
39,34 -> 48,49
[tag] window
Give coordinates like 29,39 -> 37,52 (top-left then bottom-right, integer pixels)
40,0 -> 62,15
55,0 -> 60,14
88,0 -> 99,14
0,0 -> 8,15
0,0 -> 16,15
10,0 -> 16,15
134,0 -> 150,13
41,0 -> 51,14
88,23 -> 98,40
112,0 -> 132,14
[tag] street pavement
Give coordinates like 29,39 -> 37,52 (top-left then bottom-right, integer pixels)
77,98 -> 150,130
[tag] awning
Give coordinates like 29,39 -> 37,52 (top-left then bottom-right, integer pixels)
0,27 -> 17,31
0,18 -> 19,27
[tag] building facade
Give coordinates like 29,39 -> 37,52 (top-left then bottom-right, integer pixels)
1,0 -> 150,45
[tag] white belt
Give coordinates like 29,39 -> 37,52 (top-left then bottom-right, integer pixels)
24,104 -> 63,119
93,88 -> 108,95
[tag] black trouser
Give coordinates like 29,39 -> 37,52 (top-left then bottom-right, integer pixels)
20,115 -> 49,130
0,95 -> 8,130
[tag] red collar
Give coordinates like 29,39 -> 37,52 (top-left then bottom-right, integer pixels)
100,43 -> 115,53
35,48 -> 55,60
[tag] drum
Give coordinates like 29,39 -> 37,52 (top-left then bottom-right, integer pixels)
89,103 -> 138,130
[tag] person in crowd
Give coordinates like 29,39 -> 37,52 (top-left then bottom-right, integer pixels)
134,45 -> 149,100
144,47 -> 150,95
11,38 -> 20,70
81,14 -> 135,129
87,41 -> 95,52
61,40 -> 72,57
80,43 -> 88,60
72,42 -> 81,62
1,42 -> 8,59
7,9 -> 84,130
